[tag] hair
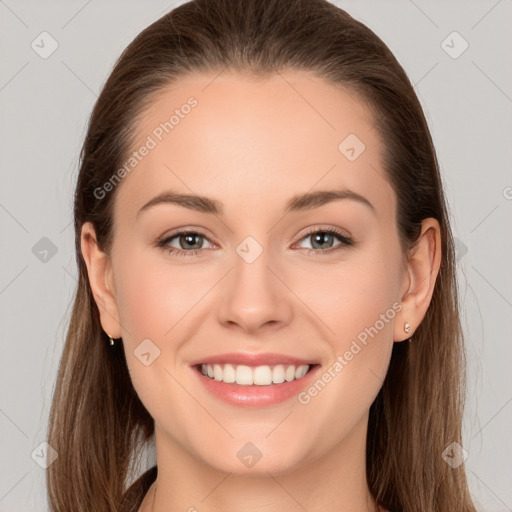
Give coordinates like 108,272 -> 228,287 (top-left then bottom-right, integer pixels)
46,1 -> 478,511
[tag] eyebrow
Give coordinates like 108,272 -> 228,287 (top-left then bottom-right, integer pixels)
136,188 -> 375,218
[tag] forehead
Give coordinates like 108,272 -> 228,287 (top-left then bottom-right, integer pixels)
114,70 -> 393,222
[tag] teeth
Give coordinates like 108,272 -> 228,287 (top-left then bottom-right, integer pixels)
272,364 -> 285,384
236,365 -> 253,385
222,363 -> 236,383
213,364 -> 223,381
200,363 -> 311,385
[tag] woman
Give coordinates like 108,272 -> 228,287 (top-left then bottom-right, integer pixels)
46,0 -> 478,511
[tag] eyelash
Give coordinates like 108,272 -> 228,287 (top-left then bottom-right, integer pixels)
157,226 -> 353,258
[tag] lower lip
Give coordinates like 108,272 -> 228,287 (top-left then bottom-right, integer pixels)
192,365 -> 320,407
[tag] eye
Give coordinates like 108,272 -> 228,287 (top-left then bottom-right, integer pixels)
157,226 -> 353,258
157,230 -> 215,257
294,227 -> 353,255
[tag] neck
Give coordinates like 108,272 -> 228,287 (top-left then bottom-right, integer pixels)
141,416 -> 381,512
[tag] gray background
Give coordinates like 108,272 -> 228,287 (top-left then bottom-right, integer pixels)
1,0 -> 511,510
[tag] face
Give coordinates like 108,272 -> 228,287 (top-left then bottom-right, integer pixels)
89,70 -> 412,475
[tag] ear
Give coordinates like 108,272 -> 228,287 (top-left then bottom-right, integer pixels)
80,221 -> 122,338
394,218 -> 442,342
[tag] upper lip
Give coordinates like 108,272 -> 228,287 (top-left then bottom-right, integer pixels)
190,352 -> 318,367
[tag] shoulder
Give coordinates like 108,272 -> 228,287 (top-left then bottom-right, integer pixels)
121,465 -> 158,512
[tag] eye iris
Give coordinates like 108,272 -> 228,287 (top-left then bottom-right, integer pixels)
311,232 -> 334,250
180,233 -> 202,250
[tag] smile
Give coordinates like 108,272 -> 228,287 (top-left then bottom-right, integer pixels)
192,362 -> 320,407
199,363 -> 311,385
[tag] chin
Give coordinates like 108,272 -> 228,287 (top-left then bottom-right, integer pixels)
194,438 -> 311,477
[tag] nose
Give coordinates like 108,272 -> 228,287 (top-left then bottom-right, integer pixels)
217,243 -> 294,335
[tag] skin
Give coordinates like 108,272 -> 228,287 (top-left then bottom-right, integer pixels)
81,70 -> 441,512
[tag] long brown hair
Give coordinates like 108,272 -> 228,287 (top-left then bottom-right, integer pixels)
46,1 -> 477,511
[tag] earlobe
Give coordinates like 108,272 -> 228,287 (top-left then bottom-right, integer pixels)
80,222 -> 122,338
394,218 -> 442,342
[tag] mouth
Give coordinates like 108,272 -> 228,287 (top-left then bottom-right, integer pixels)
189,352 -> 321,407
194,362 -> 318,386
191,361 -> 321,407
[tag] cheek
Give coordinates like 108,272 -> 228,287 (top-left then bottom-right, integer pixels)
340,264 -> 398,342
112,249 -> 197,427
294,248 -> 401,348
116,266 -> 164,338
300,245 -> 400,404
294,257 -> 399,445
113,247 -> 208,339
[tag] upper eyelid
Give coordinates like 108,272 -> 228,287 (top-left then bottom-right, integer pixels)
160,228 -> 217,245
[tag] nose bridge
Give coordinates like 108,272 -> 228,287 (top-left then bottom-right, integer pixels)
231,233 -> 276,301
216,233 -> 292,332
235,234 -> 266,266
